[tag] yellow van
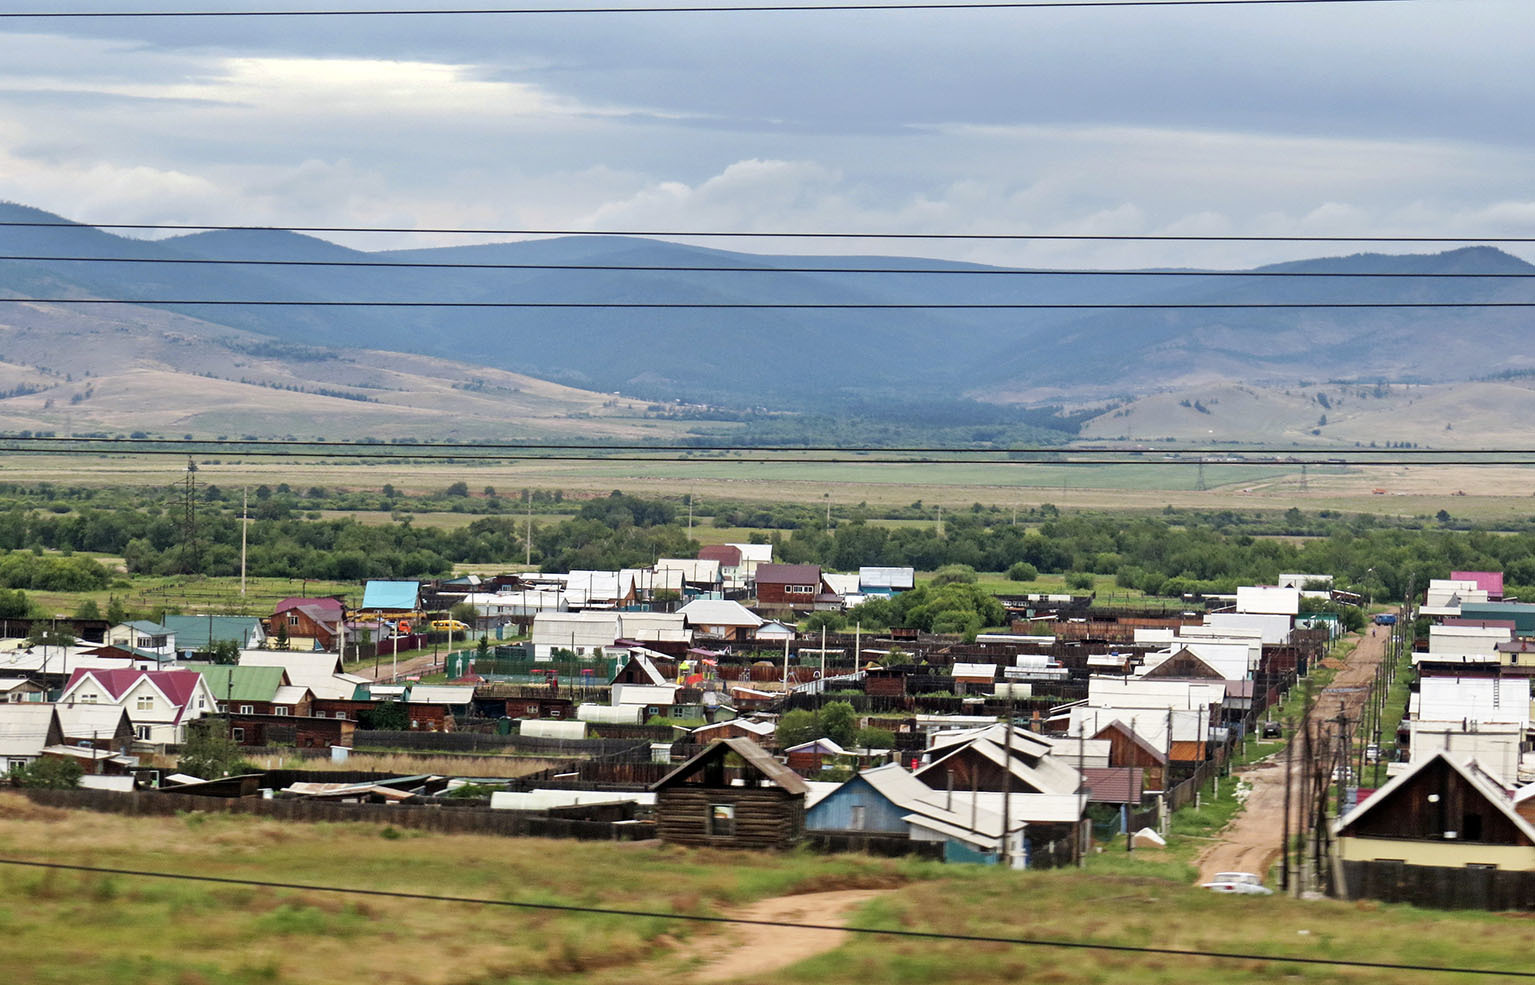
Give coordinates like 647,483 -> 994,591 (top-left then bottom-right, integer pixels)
431,619 -> 471,633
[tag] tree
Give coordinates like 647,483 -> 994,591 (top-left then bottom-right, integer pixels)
198,639 -> 240,665
802,611 -> 846,633
0,588 -> 29,619
73,598 -> 101,620
361,700 -> 409,731
448,601 -> 479,626
1065,571 -> 1096,591
274,621 -> 289,649
444,482 -> 470,498
819,700 -> 857,747
106,595 -> 129,625
10,757 -> 82,789
930,564 -> 978,586
177,719 -> 255,780
1006,561 -> 1038,583
775,709 -> 817,748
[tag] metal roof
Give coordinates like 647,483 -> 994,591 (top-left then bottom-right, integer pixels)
651,736 -> 809,795
360,581 -> 421,611
196,665 -> 286,703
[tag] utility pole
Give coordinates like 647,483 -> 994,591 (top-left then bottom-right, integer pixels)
239,487 -> 248,598
525,489 -> 533,567
1001,700 -> 1013,870
1195,459 -> 1207,492
1282,715 -> 1293,894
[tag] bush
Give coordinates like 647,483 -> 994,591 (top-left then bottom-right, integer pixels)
854,725 -> 895,749
1065,571 -> 1095,591
10,757 -> 82,789
1006,561 -> 1038,583
930,564 -> 978,586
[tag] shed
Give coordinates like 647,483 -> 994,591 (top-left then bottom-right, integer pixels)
651,736 -> 808,849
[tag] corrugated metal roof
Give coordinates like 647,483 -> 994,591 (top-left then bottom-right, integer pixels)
197,666 -> 286,703
1082,766 -> 1144,804
360,581 -> 421,611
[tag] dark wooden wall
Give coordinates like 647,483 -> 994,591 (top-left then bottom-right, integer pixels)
656,787 -> 804,849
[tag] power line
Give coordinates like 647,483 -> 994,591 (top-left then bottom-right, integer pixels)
0,0 -> 1429,21
7,298 -> 1535,309
0,857 -> 1526,979
0,435 -> 1529,455
1,219 -> 1528,243
3,254 -> 1533,279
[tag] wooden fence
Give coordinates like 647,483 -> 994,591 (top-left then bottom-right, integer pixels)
21,788 -> 652,842
354,730 -> 649,759
1341,860 -> 1535,911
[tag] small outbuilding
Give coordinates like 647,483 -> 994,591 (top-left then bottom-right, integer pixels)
650,736 -> 808,849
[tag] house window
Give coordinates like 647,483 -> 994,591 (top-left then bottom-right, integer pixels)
708,803 -> 735,837
79,693 -> 98,704
273,706 -> 290,716
7,758 -> 29,771
239,704 -> 254,714
134,725 -> 152,741
288,614 -> 300,626
136,696 -> 154,711
850,805 -> 866,831
232,728 -> 245,742
550,708 -> 562,719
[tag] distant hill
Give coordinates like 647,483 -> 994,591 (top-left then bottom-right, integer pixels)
3,201 -> 1534,437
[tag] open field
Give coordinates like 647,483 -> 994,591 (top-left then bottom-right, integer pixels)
6,454 -> 1533,522
2,796 -> 1533,985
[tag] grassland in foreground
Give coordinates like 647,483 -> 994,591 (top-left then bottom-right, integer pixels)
1,795 -> 1532,985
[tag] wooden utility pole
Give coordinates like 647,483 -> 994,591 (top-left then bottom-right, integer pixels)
1282,715 -> 1293,894
525,489 -> 533,567
239,487 -> 248,598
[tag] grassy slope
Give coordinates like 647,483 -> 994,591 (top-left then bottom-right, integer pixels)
2,795 -> 1531,985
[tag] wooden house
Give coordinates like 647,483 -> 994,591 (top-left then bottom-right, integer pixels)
754,564 -> 826,608
226,712 -> 355,749
1091,720 -> 1168,792
1337,752 -> 1535,871
651,736 -> 808,849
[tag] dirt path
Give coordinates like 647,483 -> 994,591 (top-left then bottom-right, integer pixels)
1195,626 -> 1389,885
673,889 -> 887,984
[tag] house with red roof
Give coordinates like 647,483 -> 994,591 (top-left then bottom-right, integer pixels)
59,668 -> 218,744
1451,571 -> 1505,601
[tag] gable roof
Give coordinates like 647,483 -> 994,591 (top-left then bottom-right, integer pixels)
63,668 -> 206,719
678,599 -> 764,629
238,652 -> 362,700
1091,720 -> 1168,764
1335,750 -> 1535,844
275,596 -> 344,616
698,544 -> 743,567
756,563 -> 821,585
55,703 -> 133,741
651,736 -> 809,795
161,616 -> 265,650
0,704 -> 63,757
195,665 -> 287,703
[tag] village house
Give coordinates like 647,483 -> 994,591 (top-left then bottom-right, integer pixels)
59,667 -> 218,744
677,598 -> 764,642
0,704 -> 64,771
651,737 -> 809,849
104,621 -> 175,659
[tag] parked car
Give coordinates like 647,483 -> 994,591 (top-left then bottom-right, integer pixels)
1260,721 -> 1283,738
431,619 -> 471,633
1201,872 -> 1274,895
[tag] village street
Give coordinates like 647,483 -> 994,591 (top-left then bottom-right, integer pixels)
1196,625 -> 1390,886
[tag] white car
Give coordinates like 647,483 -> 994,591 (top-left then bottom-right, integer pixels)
1201,872 -> 1275,895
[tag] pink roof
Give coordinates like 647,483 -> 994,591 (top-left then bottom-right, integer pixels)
275,596 -> 345,616
64,668 -> 206,724
1451,571 -> 1504,598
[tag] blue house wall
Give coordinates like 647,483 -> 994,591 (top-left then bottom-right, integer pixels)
805,775 -> 911,833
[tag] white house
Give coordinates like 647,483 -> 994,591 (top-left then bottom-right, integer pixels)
59,667 -> 217,744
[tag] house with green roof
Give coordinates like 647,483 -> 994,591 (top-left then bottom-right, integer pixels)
188,664 -> 313,717
105,620 -> 175,658
162,615 -> 266,657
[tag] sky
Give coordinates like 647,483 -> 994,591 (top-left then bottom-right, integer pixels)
0,0 -> 1532,269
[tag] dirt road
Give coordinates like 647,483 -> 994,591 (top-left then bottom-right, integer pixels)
1195,626 -> 1389,885
673,889 -> 886,984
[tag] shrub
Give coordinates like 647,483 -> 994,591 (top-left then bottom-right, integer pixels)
1006,561 -> 1038,583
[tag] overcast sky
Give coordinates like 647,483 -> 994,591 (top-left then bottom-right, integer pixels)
0,0 -> 1531,268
